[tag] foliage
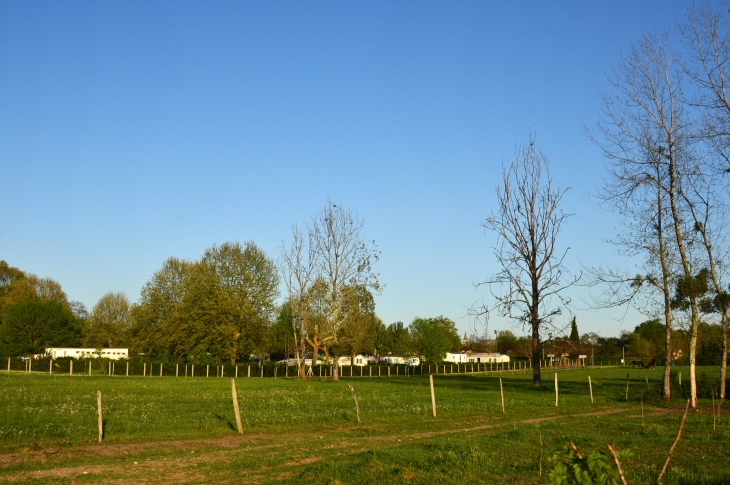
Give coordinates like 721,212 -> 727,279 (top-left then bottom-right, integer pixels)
549,443 -> 633,485
409,316 -> 459,363
569,317 -> 579,342
130,242 -> 279,362
380,321 -> 412,357
0,299 -> 82,355
84,291 -> 131,348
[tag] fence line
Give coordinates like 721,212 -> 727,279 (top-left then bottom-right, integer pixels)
2,356 -> 613,379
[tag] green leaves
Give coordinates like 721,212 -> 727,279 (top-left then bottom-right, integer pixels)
548,443 -> 633,485
130,242 -> 279,362
409,316 -> 460,364
0,299 -> 82,355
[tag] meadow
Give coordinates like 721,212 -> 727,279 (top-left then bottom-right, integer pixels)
0,365 -> 727,484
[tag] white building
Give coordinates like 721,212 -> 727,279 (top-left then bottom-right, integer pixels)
466,352 -> 510,364
279,358 -> 315,366
45,348 -> 129,360
379,355 -> 420,366
444,352 -> 468,363
338,355 -> 367,366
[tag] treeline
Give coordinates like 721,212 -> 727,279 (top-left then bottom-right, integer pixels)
0,201 -> 463,370
468,319 -> 726,366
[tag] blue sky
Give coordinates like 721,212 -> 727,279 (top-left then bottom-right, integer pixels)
0,1 -> 699,338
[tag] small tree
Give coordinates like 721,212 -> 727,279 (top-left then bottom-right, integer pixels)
569,317 -> 579,342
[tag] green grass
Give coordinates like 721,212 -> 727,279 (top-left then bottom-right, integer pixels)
0,366 -> 727,484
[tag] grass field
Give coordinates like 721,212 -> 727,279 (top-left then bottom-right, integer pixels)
0,366 -> 727,484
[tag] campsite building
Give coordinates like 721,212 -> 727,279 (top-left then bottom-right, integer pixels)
466,352 -> 510,363
44,348 -> 129,360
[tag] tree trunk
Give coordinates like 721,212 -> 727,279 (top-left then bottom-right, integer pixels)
689,302 -> 699,408
532,323 -> 541,387
663,306 -> 672,400
721,314 -> 727,400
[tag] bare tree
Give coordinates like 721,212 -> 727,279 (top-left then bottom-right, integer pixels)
591,33 -> 705,407
309,201 -> 380,380
280,225 -> 317,380
481,136 -> 579,387
678,169 -> 729,399
680,4 -> 730,169
680,3 -> 730,400
589,96 -> 678,400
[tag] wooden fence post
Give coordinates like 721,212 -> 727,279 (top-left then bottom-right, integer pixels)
348,383 -> 361,423
247,364 -> 250,378
97,391 -> 103,443
6,357 -> 9,373
589,376 -> 594,403
625,373 -> 630,401
159,364 -> 162,377
207,365 -> 209,377
143,363 -> 146,377
430,375 -> 437,417
70,360 -> 73,376
231,379 -> 243,434
236,365 -> 238,378
555,373 -> 559,407
500,377 -> 505,414
176,364 -> 179,377
49,359 -> 53,375
185,364 -> 188,377
112,362 -> 115,376
126,362 -> 129,377
88,360 -> 91,375
192,364 -> 195,377
388,366 -> 390,377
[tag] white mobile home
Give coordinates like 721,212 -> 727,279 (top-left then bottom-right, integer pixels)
444,352 -> 468,363
379,355 -> 420,366
338,355 -> 367,366
45,348 -> 129,360
379,355 -> 405,365
466,353 -> 510,363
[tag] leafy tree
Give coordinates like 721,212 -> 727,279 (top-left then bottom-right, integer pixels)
384,321 -> 412,356
339,285 -> 378,363
84,292 -> 131,348
409,317 -> 457,364
201,241 -> 280,360
270,303 -> 295,360
130,242 -> 279,363
496,330 -> 518,354
0,300 -> 81,356
129,257 -> 191,357
370,318 -> 389,357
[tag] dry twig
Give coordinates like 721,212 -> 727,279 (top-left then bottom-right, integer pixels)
607,443 -> 628,485
657,399 -> 691,482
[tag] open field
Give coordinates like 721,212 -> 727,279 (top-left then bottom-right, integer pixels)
0,366 -> 728,484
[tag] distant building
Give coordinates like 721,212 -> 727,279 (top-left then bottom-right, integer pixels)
45,348 -> 129,360
466,352 -> 510,363
379,355 -> 420,366
444,352 -> 468,363
338,355 -> 367,366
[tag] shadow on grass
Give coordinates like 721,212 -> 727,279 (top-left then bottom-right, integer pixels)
214,413 -> 236,431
